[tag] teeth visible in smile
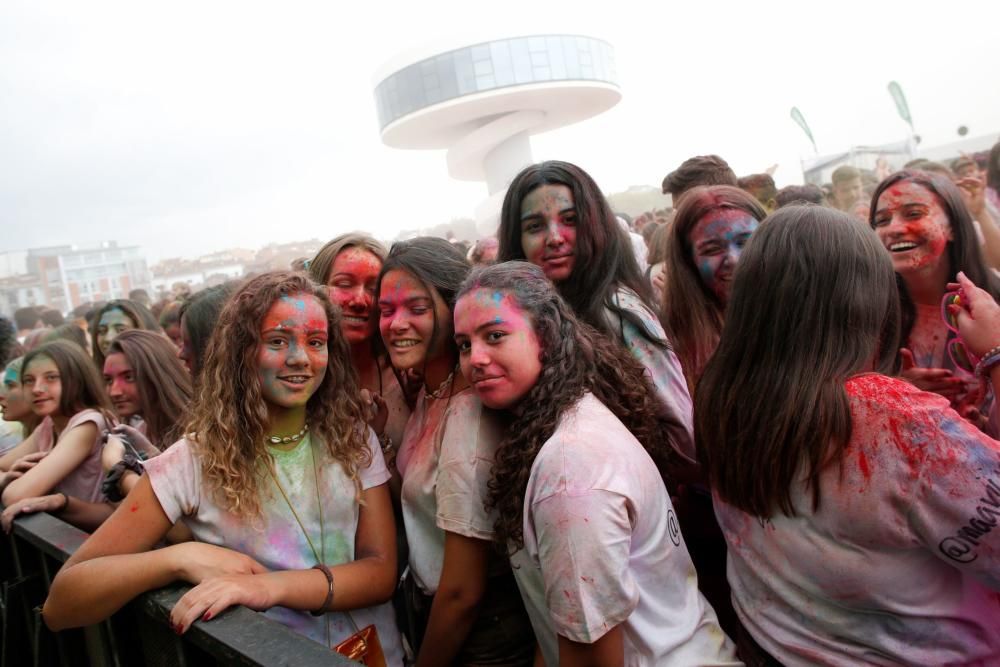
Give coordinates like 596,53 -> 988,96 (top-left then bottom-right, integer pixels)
282,376 -> 309,383
889,241 -> 918,252
344,315 -> 367,323
393,340 -> 419,348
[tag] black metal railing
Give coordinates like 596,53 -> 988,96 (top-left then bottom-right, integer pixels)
1,510 -> 355,666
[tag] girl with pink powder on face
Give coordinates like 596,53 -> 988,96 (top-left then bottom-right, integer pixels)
497,161 -> 697,467
309,234 -> 410,462
376,237 -> 534,666
700,206 -> 1000,666
453,261 -> 739,667
43,272 -> 404,664
871,170 -> 1000,433
660,185 -> 766,392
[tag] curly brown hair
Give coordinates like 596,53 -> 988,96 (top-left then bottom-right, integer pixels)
457,262 -> 685,551
184,271 -> 372,519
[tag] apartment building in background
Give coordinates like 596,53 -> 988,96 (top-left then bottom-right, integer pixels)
22,242 -> 152,314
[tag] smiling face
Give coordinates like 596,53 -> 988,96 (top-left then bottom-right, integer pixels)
519,184 -> 578,283
1,362 -> 32,422
103,352 -> 140,420
97,308 -> 136,356
688,208 -> 760,303
378,269 -> 452,371
454,288 -> 543,410
255,294 -> 329,412
22,356 -> 62,418
327,247 -> 382,345
873,181 -> 952,275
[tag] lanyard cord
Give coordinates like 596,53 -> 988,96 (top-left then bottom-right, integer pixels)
268,438 -> 329,645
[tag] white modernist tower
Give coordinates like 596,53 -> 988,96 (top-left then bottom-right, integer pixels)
374,34 -> 622,230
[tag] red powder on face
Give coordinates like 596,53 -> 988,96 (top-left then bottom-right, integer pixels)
130,503 -> 139,512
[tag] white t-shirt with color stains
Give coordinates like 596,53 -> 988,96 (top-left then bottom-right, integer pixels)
510,393 -> 739,666
146,432 -> 404,666
397,387 -> 504,595
715,373 -> 1000,666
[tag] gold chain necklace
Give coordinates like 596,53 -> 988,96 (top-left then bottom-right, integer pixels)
267,436 -> 329,646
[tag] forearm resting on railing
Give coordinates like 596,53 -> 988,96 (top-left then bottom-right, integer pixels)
43,546 -> 181,630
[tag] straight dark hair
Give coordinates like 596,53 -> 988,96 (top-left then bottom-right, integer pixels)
179,283 -> 239,379
497,160 -> 664,347
869,170 -> 1000,350
22,340 -> 115,424
696,206 -> 900,518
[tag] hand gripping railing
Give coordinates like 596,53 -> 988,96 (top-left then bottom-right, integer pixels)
1,509 -> 354,666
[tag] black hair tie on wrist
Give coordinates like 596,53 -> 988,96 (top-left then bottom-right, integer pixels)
101,452 -> 145,502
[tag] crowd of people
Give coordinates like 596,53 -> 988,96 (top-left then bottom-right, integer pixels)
0,139 -> 999,666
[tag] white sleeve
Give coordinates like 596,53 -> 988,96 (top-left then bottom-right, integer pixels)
145,439 -> 202,522
531,488 -> 639,643
358,429 -> 391,490
905,408 -> 1000,589
435,399 -> 500,540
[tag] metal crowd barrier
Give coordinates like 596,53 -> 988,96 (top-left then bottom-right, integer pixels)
1,509 -> 355,666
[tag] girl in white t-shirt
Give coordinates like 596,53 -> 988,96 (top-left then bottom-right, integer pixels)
43,272 -> 403,665
698,205 -> 1000,665
496,160 -> 696,465
453,261 -> 739,667
0,341 -> 113,519
377,237 -> 534,666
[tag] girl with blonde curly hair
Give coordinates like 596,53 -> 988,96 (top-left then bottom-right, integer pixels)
43,272 -> 403,663
453,261 -> 737,666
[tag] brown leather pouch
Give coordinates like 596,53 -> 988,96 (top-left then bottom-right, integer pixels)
334,623 -> 386,667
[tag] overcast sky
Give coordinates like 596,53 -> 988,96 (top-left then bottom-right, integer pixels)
2,0 -> 997,263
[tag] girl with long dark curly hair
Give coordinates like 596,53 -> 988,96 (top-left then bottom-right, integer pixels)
497,160 -> 696,463
453,261 -> 737,666
376,237 -> 534,666
44,272 -> 403,663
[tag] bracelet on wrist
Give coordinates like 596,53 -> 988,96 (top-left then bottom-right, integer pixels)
310,563 -> 334,616
101,453 -> 145,502
976,350 -> 1000,378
